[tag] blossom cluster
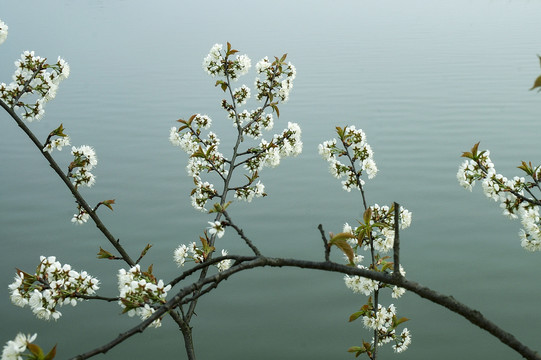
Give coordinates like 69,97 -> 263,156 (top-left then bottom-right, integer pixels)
321,126 -> 412,355
117,265 -> 171,328
174,242 -> 232,272
202,43 -> 251,80
68,145 -> 98,188
357,204 -> 412,252
170,115 -> 227,211
242,122 -> 303,173
170,43 -> 301,212
319,126 -> 377,192
8,256 -> 100,321
0,49 -> 69,122
349,303 -> 411,355
43,135 -> 70,153
1,333 -> 37,360
458,144 -> 541,251
254,55 -> 297,102
342,204 -> 410,301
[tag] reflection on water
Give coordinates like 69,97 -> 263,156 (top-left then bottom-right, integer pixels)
1,1 -> 541,359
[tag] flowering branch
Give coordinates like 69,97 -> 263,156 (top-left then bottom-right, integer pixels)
3,28 -> 540,360
458,142 -> 541,251
70,255 -> 541,360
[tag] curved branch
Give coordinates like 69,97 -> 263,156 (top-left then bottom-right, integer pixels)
70,256 -> 541,360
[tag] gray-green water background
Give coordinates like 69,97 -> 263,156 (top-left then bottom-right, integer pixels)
1,1 -> 540,359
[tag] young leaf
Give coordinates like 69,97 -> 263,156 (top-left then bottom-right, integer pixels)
518,161 -> 534,177
347,346 -> 365,354
394,317 -> 410,326
363,207 -> 372,225
27,343 -> 44,358
100,199 -> 115,211
271,104 -> 280,118
329,233 -> 355,264
381,261 -> 394,272
44,345 -> 57,360
349,311 -> 364,322
97,247 -> 116,260
335,126 -> 345,140
190,147 -> 206,159
139,244 -> 152,260
530,75 -> 541,91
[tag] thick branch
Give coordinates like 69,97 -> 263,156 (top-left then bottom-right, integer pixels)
71,256 -> 541,360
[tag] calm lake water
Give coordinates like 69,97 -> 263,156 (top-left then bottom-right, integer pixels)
1,1 -> 541,359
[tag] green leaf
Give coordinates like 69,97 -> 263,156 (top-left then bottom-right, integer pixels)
190,147 -> 206,159
530,75 -> 541,91
329,233 -> 355,264
139,244 -> 152,260
397,316 -> 410,325
97,247 -> 115,260
335,126 -> 345,140
208,201 -> 232,214
100,199 -> 115,211
462,142 -> 480,159
44,345 -> 57,360
381,261 -> 394,272
349,311 -> 364,322
271,104 -> 280,118
27,343 -> 44,358
347,346 -> 365,354
518,161 -> 534,177
50,123 -> 67,137
363,207 -> 372,224
188,114 -> 197,125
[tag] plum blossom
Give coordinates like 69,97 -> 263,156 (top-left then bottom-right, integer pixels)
208,221 -> 225,239
8,256 -> 99,321
117,265 -> 171,328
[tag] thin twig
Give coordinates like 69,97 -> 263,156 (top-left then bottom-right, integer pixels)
222,210 -> 261,256
318,224 -> 330,262
0,99 -> 136,267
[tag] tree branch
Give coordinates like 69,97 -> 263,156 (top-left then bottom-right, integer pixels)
392,202 -> 401,279
222,210 -> 261,256
318,224 -> 330,262
70,256 -> 541,360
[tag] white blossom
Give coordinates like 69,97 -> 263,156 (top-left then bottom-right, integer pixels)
8,257 -> 99,321
43,136 -> 70,153
0,20 -> 8,46
216,249 -> 232,272
208,221 -> 225,239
